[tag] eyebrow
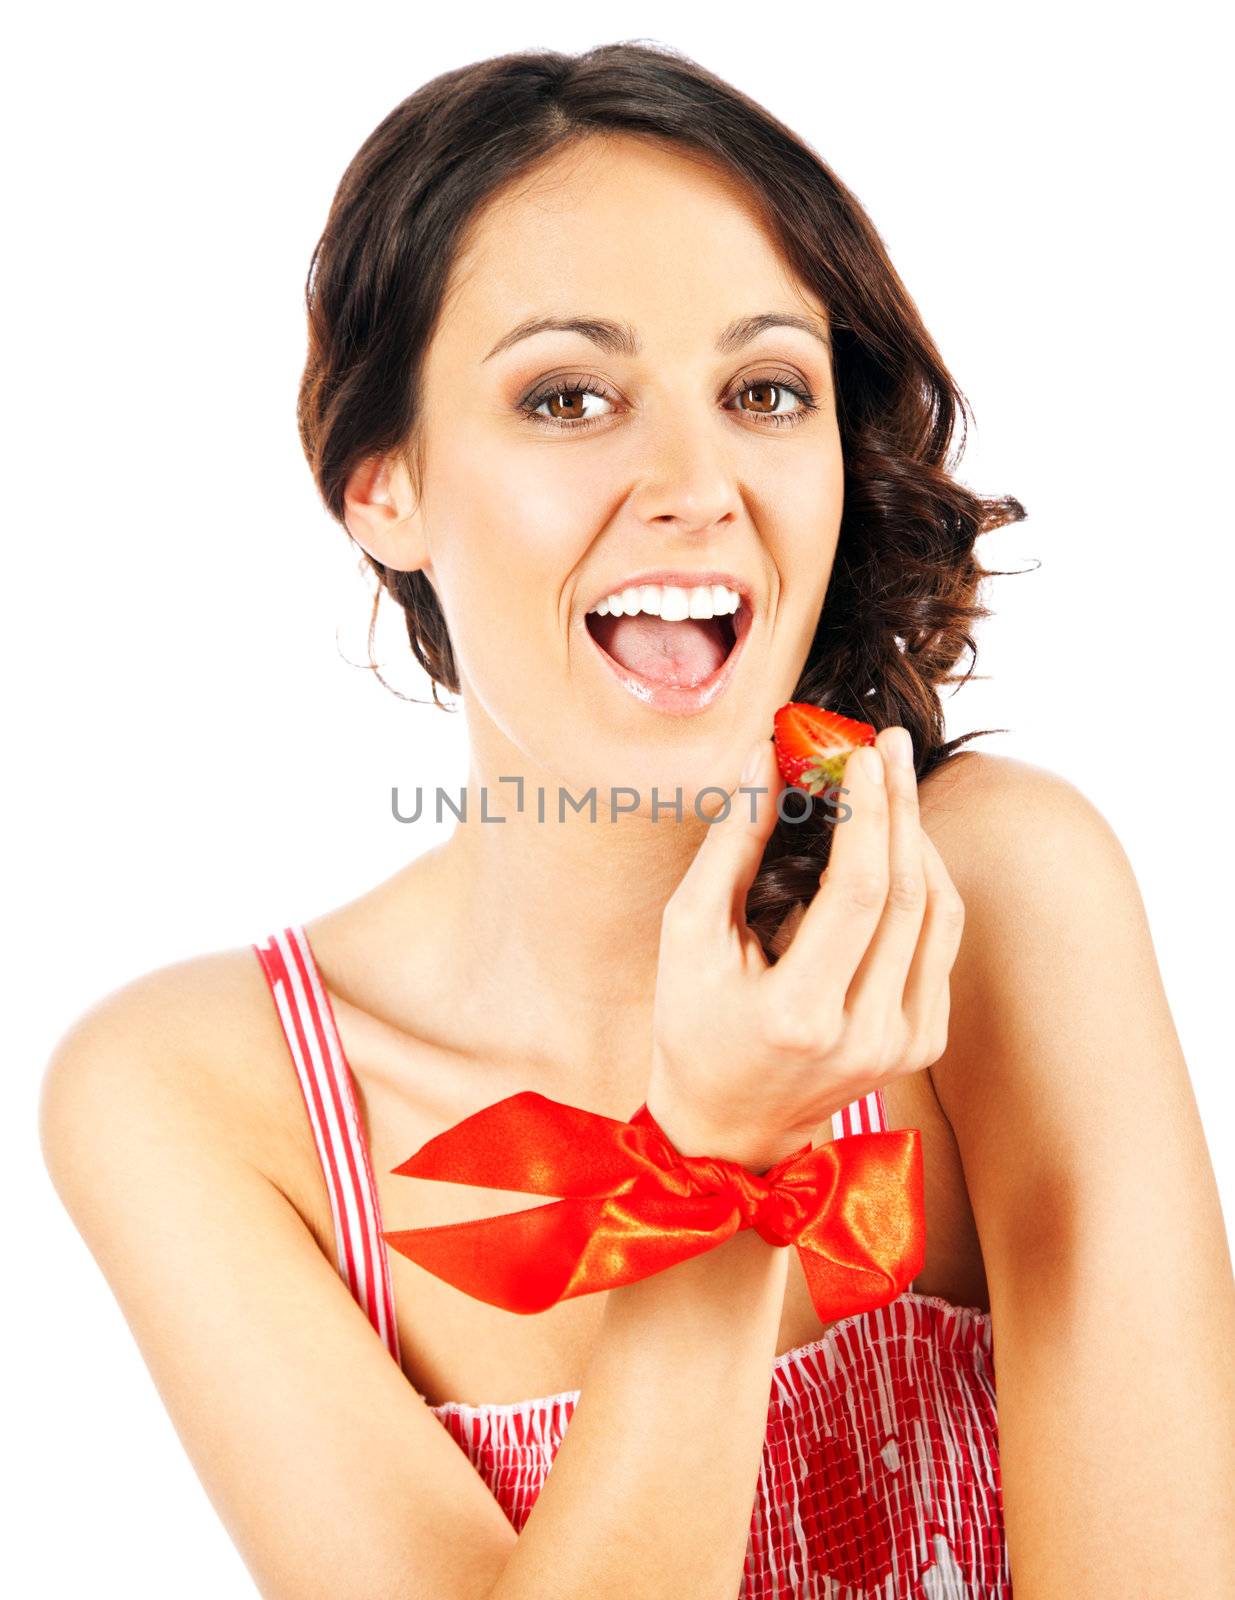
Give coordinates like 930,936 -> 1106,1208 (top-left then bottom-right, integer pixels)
481,311 -> 831,363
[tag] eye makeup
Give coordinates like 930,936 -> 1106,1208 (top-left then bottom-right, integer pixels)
516,368 -> 821,433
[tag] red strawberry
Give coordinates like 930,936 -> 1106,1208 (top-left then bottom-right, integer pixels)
772,702 -> 877,797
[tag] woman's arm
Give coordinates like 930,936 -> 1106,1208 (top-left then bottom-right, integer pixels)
492,1223 -> 790,1600
38,971 -> 520,1600
39,961 -> 791,1600
924,754 -> 1235,1598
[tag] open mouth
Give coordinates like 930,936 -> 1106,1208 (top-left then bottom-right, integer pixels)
582,579 -> 754,714
585,605 -> 742,688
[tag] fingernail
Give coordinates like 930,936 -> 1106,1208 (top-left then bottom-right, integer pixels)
740,742 -> 763,783
886,727 -> 913,768
859,746 -> 885,785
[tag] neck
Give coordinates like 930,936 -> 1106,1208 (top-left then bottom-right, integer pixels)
403,731 -> 725,1109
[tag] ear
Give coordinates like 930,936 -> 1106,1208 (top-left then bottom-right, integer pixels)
342,450 -> 432,576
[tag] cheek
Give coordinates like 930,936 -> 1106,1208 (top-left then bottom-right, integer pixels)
760,441 -> 845,593
782,431 -> 844,526
425,437 -> 597,674
436,431 -> 606,571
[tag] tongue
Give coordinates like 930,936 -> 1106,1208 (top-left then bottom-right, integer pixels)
594,613 -> 729,687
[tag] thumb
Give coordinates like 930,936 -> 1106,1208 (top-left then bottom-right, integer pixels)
671,737 -> 783,925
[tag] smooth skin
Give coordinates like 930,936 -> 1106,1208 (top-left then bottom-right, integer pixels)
41,129 -> 1235,1598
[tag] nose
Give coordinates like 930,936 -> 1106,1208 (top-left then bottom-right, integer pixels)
626,408 -> 742,536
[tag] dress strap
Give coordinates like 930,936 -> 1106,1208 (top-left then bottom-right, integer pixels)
831,1088 -> 889,1138
252,926 -> 401,1364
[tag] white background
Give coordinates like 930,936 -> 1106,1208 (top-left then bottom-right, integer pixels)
6,3 -> 1231,1593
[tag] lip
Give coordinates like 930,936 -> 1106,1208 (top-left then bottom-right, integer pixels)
582,586 -> 755,718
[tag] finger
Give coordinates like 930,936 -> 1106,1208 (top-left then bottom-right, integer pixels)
901,827 -> 966,1042
765,741 -> 889,1014
669,736 -> 783,927
843,727 -> 927,1021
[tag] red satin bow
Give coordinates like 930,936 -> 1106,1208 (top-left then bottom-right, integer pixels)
382,1092 -> 925,1322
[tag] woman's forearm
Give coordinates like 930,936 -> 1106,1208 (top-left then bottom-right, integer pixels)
487,1227 -> 789,1600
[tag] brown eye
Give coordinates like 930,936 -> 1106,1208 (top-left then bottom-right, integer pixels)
724,374 -> 817,428
522,381 -> 616,427
738,381 -> 809,417
742,382 -> 780,414
543,391 -> 587,420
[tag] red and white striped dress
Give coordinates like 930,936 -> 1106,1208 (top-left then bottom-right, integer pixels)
254,924 -> 1011,1598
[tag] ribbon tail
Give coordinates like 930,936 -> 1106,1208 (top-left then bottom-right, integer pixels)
383,1189 -> 744,1313
793,1129 -> 926,1320
390,1090 -> 656,1197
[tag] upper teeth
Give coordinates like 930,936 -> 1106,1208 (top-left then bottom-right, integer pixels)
588,583 -> 742,620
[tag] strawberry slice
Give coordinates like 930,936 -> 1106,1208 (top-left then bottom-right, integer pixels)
772,702 -> 878,796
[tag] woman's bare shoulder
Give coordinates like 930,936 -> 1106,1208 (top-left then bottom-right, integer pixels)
918,743 -> 1056,809
916,746 -> 1099,861
39,941 -> 320,1227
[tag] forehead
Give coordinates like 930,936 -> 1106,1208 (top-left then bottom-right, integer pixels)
436,134 -> 827,355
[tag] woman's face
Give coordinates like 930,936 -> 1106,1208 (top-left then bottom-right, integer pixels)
399,132 -> 843,809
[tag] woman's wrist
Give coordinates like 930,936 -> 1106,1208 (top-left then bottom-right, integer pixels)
642,1080 -> 812,1175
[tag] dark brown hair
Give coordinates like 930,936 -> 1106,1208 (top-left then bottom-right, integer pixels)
297,40 -> 1027,961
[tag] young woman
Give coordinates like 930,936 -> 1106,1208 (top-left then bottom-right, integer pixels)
40,41 -> 1235,1600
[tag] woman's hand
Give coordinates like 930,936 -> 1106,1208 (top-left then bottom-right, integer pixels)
646,726 -> 966,1172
